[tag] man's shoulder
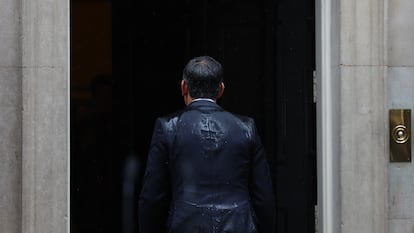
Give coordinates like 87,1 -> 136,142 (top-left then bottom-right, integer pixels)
155,109 -> 185,127
228,112 -> 255,124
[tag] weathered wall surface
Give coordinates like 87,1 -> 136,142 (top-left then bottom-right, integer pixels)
388,0 -> 414,232
0,0 -> 70,232
339,0 -> 388,232
0,0 -> 22,232
21,0 -> 69,232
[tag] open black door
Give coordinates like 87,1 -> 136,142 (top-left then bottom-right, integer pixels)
273,0 -> 317,232
112,0 -> 316,232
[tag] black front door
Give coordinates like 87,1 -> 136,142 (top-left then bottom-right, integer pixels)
71,0 -> 316,232
113,1 -> 316,232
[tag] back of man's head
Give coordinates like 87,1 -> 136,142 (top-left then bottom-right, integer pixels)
182,56 -> 223,99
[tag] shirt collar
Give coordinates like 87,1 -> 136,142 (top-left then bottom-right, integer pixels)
191,98 -> 216,103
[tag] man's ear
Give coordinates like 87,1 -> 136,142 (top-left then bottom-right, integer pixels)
181,80 -> 188,96
217,82 -> 225,99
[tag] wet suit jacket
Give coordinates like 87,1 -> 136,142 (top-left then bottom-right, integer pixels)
139,99 -> 276,233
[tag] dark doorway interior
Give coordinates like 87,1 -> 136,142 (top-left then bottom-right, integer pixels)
70,0 -> 316,232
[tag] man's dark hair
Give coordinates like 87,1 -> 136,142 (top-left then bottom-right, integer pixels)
182,56 -> 223,99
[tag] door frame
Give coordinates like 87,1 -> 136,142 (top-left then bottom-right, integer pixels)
64,0 -> 340,232
315,0 -> 340,232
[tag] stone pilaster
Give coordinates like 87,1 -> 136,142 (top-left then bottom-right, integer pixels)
340,0 -> 388,232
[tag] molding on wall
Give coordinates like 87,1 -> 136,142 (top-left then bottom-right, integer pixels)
316,0 -> 341,232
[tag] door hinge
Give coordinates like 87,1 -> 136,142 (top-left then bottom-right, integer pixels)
315,204 -> 319,233
313,70 -> 317,103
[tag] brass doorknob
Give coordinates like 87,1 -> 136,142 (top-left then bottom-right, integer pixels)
392,125 -> 409,144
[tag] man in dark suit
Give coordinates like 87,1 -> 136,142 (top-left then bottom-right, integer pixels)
138,56 -> 275,233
